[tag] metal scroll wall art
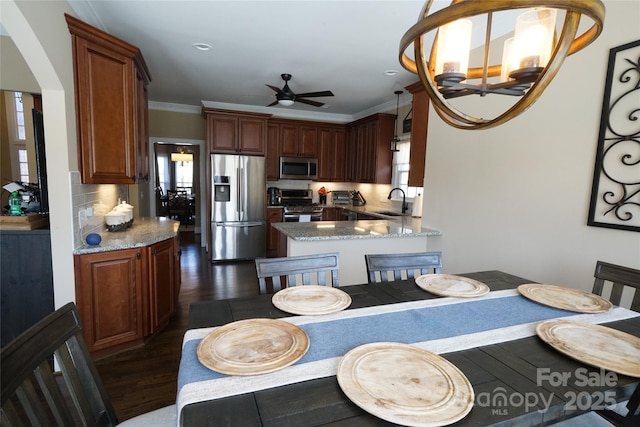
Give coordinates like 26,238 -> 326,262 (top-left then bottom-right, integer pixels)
588,39 -> 640,232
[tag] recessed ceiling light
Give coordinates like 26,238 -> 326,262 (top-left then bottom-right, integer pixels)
193,43 -> 212,51
384,70 -> 399,76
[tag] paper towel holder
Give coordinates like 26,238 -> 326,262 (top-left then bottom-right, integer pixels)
411,193 -> 423,218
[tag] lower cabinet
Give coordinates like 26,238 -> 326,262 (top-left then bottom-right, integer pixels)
147,238 -> 176,335
322,207 -> 342,221
74,237 -> 180,356
267,208 -> 284,257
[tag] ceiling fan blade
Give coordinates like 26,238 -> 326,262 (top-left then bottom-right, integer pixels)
296,98 -> 324,107
266,84 -> 283,94
295,90 -> 334,98
266,100 -> 279,107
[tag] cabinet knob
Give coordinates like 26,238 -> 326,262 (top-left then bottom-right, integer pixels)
137,252 -> 141,259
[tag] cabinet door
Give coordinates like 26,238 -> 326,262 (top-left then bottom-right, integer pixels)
318,128 -> 346,181
299,126 -> 318,157
73,37 -> 137,184
74,248 -> 145,354
135,70 -> 150,181
322,207 -> 341,221
407,88 -> 429,188
266,208 -> 283,257
266,123 -> 280,180
333,129 -> 346,181
174,235 -> 182,308
208,115 -> 238,153
148,239 -> 175,334
238,117 -> 266,155
280,125 -> 299,157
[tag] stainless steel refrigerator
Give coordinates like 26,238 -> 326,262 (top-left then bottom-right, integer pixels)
211,154 -> 266,261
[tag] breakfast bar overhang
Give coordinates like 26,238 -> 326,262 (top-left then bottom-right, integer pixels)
272,218 -> 442,286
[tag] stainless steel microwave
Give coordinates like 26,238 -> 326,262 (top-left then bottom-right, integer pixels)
279,157 -> 318,180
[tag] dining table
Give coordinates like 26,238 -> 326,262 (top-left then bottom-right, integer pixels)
178,270 -> 640,426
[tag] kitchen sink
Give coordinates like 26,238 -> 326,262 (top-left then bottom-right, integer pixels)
372,211 -> 402,217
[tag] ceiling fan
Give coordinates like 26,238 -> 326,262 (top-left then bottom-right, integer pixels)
266,73 -> 334,107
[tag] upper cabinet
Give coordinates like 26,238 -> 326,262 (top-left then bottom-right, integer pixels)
280,124 -> 318,158
345,113 -> 395,184
406,81 -> 429,188
317,126 -> 346,182
204,108 -> 271,155
66,14 -> 151,184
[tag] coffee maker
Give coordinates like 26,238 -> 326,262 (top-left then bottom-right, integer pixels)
267,187 -> 281,206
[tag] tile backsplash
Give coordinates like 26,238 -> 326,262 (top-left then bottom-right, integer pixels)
70,172 -> 128,248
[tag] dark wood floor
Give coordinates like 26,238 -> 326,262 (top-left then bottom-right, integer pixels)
94,231 -> 260,422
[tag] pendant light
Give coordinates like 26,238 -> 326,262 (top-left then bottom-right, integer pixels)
391,90 -> 402,152
399,0 -> 605,130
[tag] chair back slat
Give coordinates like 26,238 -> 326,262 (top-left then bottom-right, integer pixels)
255,253 -> 340,294
592,261 -> 640,311
365,252 -> 442,284
1,302 -> 118,427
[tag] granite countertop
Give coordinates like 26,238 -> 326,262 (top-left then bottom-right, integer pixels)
74,217 -> 180,255
272,203 -> 441,241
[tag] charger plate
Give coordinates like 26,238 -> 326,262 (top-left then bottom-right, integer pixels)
272,285 -> 352,315
337,342 -> 474,427
536,319 -> 640,377
518,283 -> 613,313
415,274 -> 489,298
197,318 -> 309,376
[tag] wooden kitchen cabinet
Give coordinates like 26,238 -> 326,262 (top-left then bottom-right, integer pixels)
266,208 -> 284,257
266,123 -> 280,180
74,237 -> 179,356
322,207 -> 342,221
147,239 -> 175,335
204,108 -> 271,155
66,14 -> 151,184
346,113 -> 395,184
406,81 -> 429,188
279,122 -> 318,158
318,126 -> 346,181
74,247 -> 146,356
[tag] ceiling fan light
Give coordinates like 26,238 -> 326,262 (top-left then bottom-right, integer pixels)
278,99 -> 294,107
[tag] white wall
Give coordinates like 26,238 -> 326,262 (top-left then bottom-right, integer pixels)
422,1 -> 640,295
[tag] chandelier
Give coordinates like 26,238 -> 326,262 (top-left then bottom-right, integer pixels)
399,0 -> 605,130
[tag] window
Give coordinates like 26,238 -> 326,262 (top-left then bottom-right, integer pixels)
156,153 -> 169,193
18,149 -> 29,183
175,161 -> 193,193
14,92 -> 26,141
391,136 -> 419,199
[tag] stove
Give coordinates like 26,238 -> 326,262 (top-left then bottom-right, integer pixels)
279,189 -> 323,222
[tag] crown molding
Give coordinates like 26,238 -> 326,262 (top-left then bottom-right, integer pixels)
148,101 -> 201,114
148,94 -> 414,123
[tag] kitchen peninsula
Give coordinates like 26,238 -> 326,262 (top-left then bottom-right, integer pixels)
73,217 -> 181,357
272,211 -> 441,285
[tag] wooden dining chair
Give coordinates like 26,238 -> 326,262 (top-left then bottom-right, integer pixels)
364,251 -> 442,283
592,260 -> 640,311
590,261 -> 640,426
1,302 -> 176,426
255,252 -> 340,294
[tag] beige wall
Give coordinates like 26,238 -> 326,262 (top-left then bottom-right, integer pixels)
149,109 -> 206,140
421,1 -> 640,300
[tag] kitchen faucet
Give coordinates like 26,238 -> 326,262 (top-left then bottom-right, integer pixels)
388,187 -> 408,214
